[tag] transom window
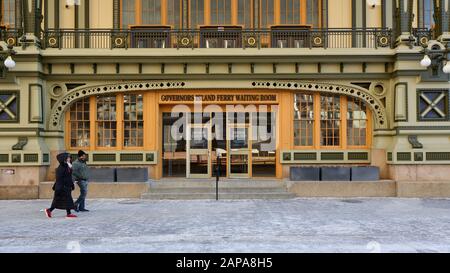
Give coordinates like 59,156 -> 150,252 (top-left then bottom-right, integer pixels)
67,94 -> 145,150
294,93 -> 371,149
120,0 -> 324,29
1,0 -> 15,28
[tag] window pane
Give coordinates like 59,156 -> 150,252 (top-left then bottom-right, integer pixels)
347,97 -> 368,146
121,0 -> 136,28
190,0 -> 204,28
142,0 -> 161,24
96,96 -> 117,147
238,0 -> 252,28
123,94 -> 144,147
68,98 -> 90,148
167,0 -> 181,28
260,0 -> 274,28
294,93 -> 314,146
2,0 -> 15,28
280,0 -> 300,24
210,0 -> 232,25
307,0 -> 319,26
320,95 -> 340,146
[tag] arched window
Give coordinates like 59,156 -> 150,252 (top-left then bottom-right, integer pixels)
294,93 -> 371,149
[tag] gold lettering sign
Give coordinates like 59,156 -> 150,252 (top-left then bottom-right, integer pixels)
160,94 -> 277,103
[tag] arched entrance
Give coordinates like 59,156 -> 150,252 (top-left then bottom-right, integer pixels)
52,80 -> 387,180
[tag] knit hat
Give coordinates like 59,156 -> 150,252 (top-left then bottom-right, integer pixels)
78,150 -> 87,157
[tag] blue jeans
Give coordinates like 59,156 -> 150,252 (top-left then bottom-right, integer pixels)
75,180 -> 88,210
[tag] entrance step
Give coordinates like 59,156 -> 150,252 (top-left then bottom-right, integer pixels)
141,179 -> 296,200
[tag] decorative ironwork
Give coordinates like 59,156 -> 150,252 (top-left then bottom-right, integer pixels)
294,152 -> 317,161
426,152 -> 450,161
321,152 -> 344,160
0,92 -> 19,122
12,137 -> 28,150
177,34 -> 193,48
348,152 -> 369,160
418,90 -> 448,120
36,28 -> 396,49
46,33 -> 59,48
243,34 -> 258,48
24,154 -> 39,163
311,33 -> 324,47
397,152 -> 412,161
111,32 -> 127,48
376,33 -> 391,48
407,135 -> 423,149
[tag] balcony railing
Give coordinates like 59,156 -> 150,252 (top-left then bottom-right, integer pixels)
0,27 -> 434,50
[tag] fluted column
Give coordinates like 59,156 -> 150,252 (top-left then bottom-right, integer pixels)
394,0 -> 414,45
434,0 -> 450,41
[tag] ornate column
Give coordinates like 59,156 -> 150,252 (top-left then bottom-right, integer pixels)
22,0 -> 43,47
394,0 -> 414,46
434,0 -> 450,42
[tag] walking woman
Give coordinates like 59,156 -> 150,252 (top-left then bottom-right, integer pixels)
44,153 -> 77,218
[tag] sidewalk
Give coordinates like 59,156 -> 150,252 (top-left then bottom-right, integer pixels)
0,198 -> 449,253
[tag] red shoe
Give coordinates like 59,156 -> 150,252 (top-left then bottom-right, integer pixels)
66,214 -> 77,218
44,209 -> 52,218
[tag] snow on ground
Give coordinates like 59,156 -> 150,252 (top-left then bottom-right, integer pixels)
0,198 -> 449,253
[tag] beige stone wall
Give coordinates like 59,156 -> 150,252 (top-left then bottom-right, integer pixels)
328,0 -> 352,28
90,0 -> 113,28
366,1 -> 382,28
0,167 -> 47,186
389,165 -> 450,182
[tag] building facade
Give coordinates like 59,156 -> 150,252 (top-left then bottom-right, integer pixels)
0,0 -> 450,198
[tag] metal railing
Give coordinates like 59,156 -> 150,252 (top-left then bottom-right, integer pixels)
0,28 -> 22,47
39,28 -> 396,50
0,28 -> 435,50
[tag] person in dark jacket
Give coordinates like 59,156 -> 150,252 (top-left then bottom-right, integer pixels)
72,150 -> 90,212
44,153 -> 77,218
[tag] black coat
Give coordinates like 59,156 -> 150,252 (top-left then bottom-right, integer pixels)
51,153 -> 75,210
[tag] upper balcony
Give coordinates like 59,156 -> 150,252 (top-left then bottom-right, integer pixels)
0,26 -> 433,51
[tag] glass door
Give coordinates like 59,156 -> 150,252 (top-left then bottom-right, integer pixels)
227,120 -> 251,179
187,120 -> 211,178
